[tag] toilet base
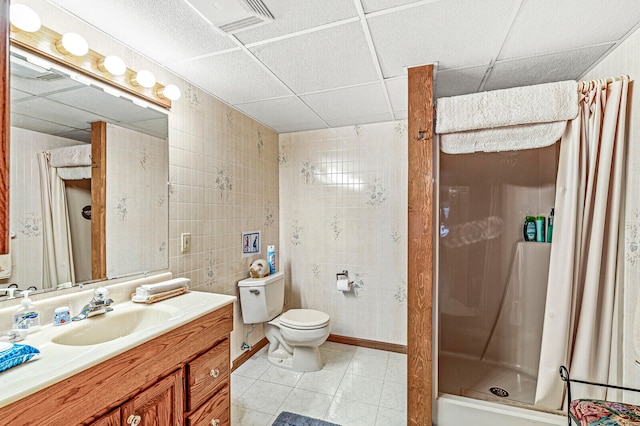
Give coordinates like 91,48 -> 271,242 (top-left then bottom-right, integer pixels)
267,345 -> 323,372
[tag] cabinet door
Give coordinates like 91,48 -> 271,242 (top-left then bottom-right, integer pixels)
88,408 -> 120,426
121,370 -> 184,426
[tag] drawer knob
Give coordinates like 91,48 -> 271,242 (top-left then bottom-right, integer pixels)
209,368 -> 220,378
127,415 -> 141,426
210,419 -> 220,426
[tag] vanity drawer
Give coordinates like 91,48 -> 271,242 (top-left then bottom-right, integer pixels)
186,338 -> 230,411
185,381 -> 230,426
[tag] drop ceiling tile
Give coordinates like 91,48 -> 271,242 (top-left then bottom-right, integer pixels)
10,73 -> 84,96
10,87 -> 32,102
300,82 -> 392,123
11,98 -> 108,130
50,0 -> 236,64
168,50 -> 291,105
234,97 -> 326,130
484,44 -> 614,91
367,0 -> 518,78
53,129 -> 92,143
326,113 -> 393,128
125,118 -> 169,140
385,77 -> 407,112
236,0 -> 358,44
250,22 -> 379,93
499,0 -> 640,60
48,86 -> 166,123
274,122 -> 329,134
362,0 -> 422,14
11,112 -> 77,136
434,65 -> 488,98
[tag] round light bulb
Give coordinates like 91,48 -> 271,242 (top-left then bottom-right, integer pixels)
131,69 -> 156,88
10,4 -> 41,32
99,55 -> 127,76
57,32 -> 89,56
158,84 -> 181,101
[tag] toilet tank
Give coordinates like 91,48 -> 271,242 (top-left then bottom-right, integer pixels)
238,271 -> 285,324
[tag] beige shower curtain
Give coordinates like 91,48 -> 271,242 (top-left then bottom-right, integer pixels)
38,152 -> 75,289
535,77 -> 629,408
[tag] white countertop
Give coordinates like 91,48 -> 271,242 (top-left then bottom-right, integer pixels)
0,291 -> 236,408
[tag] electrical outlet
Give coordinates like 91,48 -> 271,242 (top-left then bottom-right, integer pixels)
181,233 -> 191,253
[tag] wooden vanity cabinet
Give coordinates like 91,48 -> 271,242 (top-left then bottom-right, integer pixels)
0,303 -> 233,426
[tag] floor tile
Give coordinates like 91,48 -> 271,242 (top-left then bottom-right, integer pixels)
321,341 -> 357,353
335,373 -> 384,405
353,346 -> 390,362
231,374 -> 256,404
376,406 -> 407,426
296,368 -> 345,395
324,396 -> 378,426
236,380 -> 293,415
388,351 -> 407,363
276,388 -> 333,419
385,359 -> 407,384
379,380 -> 407,411
320,348 -> 354,372
234,356 -> 271,380
346,353 -> 388,380
260,365 -> 303,387
231,404 -> 272,426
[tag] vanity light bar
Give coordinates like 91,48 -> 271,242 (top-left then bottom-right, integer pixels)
8,10 -> 180,109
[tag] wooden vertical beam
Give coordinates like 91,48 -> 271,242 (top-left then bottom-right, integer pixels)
0,0 -> 9,255
407,64 -> 434,426
91,121 -> 107,280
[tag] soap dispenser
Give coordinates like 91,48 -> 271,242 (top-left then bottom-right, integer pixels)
13,290 -> 41,334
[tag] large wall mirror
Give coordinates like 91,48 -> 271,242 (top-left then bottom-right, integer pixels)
1,45 -> 169,298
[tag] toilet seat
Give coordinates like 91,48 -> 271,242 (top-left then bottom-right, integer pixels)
279,309 -> 330,330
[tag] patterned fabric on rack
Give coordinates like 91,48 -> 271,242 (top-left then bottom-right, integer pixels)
570,399 -> 640,425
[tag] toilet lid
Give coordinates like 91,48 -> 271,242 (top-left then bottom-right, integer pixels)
279,309 -> 330,330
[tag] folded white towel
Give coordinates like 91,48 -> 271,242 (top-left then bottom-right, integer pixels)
440,121 -> 566,154
436,80 -> 578,134
136,277 -> 190,296
57,166 -> 92,180
48,144 -> 92,168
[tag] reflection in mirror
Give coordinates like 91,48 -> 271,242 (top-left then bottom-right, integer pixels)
1,47 -> 169,297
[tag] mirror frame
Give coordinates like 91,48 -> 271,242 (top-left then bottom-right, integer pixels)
1,0 -> 9,256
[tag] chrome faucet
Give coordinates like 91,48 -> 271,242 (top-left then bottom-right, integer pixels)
72,287 -> 114,321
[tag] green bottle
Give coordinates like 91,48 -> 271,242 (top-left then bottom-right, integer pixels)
547,208 -> 554,243
523,216 -> 536,241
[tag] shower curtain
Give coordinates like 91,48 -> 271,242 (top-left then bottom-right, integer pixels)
38,152 -> 75,289
535,77 -> 629,409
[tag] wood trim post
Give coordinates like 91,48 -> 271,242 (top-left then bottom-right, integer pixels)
0,0 -> 9,255
91,121 -> 107,280
407,64 -> 434,426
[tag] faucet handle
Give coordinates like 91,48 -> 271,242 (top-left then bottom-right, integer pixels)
93,287 -> 110,302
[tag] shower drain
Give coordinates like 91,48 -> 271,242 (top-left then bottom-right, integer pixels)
489,387 -> 509,398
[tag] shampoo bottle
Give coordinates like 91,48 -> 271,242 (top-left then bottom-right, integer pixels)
523,216 -> 536,241
535,216 -> 546,242
13,291 -> 41,334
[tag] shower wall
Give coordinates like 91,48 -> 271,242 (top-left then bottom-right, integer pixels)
439,146 -> 557,360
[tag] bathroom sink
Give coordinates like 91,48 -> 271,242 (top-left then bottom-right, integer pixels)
51,304 -> 179,346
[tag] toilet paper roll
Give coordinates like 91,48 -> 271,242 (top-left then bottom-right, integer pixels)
337,277 -> 351,292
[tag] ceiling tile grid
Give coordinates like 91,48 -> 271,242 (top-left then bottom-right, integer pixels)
249,21 -> 380,94
45,0 -> 640,133
168,50 -> 292,105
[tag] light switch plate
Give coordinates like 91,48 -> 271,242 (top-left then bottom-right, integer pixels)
181,233 -> 191,253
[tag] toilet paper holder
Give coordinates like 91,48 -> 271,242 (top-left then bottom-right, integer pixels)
336,270 -> 353,291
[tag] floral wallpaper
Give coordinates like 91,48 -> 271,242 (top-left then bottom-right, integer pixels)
279,120 -> 408,345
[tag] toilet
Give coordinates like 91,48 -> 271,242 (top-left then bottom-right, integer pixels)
238,271 -> 330,372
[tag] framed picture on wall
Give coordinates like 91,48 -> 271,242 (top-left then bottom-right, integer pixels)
242,231 -> 261,257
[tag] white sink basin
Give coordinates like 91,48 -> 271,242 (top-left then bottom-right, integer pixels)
51,304 -> 180,346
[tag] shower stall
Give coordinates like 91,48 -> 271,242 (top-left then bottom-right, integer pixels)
437,145 -> 559,411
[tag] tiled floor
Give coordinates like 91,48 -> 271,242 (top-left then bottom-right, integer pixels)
231,342 -> 407,426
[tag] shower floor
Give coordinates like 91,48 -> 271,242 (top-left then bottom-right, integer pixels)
439,352 -> 536,406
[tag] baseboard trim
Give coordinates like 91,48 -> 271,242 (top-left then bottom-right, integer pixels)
231,337 -> 268,373
327,334 -> 407,354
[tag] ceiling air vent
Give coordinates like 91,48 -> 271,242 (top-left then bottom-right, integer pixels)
186,0 -> 274,35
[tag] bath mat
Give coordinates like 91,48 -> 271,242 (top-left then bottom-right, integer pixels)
272,411 -> 340,426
